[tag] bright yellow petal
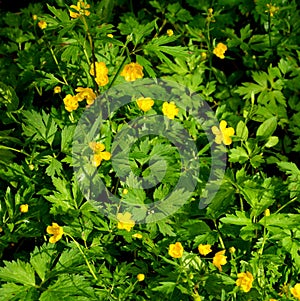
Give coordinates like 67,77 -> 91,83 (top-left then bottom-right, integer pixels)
101,151 -> 111,160
219,120 -> 227,131
223,136 -> 232,145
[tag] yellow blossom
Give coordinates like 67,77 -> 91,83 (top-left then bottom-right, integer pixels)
120,62 -> 144,82
89,142 -> 111,167
168,242 -> 184,258
63,94 -> 79,112
236,271 -> 254,293
162,102 -> 179,119
107,34 -> 114,38
229,246 -> 236,254
122,188 -> 128,195
266,3 -> 279,17
117,212 -> 135,231
32,15 -> 38,20
90,62 -> 109,86
38,20 -> 47,30
264,209 -> 270,216
136,97 -> 154,112
269,299 -> 278,301
198,244 -> 212,256
19,204 -> 29,213
69,1 -> 91,18
213,43 -> 227,59
167,29 -> 174,37
201,52 -> 207,59
54,86 -> 61,94
211,120 -> 235,145
137,274 -> 145,281
212,250 -> 227,272
46,223 -> 64,243
0,227 -> 3,233
291,283 -> 300,300
132,233 -> 143,239
75,87 -> 96,105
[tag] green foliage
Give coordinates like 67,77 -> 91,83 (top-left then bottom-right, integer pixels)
0,0 -> 300,300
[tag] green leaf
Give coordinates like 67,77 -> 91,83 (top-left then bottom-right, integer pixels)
0,82 -> 19,111
136,55 -> 156,78
256,116 -> 277,139
156,220 -> 176,236
39,274 -> 95,301
61,125 -> 76,153
220,211 -> 252,226
0,283 -> 36,301
30,245 -> 55,282
228,146 -> 249,163
22,110 -> 57,146
46,157 -> 63,177
0,260 -> 35,286
265,136 -> 279,148
152,282 -> 176,294
236,120 -> 249,140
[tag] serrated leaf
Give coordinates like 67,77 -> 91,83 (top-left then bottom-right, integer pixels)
0,260 -> 35,286
22,110 -> 57,146
220,211 -> 252,226
30,245 -> 55,282
0,283 -> 33,301
46,157 -> 63,177
39,274 -> 95,301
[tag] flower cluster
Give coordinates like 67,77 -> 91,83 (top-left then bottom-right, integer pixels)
213,43 -> 227,59
211,120 -> 235,145
121,62 -> 144,82
69,1 -> 90,19
63,87 -> 96,112
89,141 -> 111,167
90,62 -> 109,87
46,222 -> 64,243
117,212 -> 135,232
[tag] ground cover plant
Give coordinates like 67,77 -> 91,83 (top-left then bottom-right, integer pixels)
1,0 -> 300,300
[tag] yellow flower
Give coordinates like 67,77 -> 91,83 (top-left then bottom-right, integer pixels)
198,244 -> 212,256
167,29 -> 174,37
162,102 -> 179,119
0,227 -> 3,233
90,62 -> 108,77
211,120 -> 235,145
19,204 -> 29,213
213,43 -> 227,59
136,97 -> 154,112
212,250 -> 227,272
75,87 -> 96,105
168,242 -> 184,258
120,62 -> 144,82
90,62 -> 109,87
132,233 -> 143,239
266,3 -> 279,17
32,15 -> 38,20
137,273 -> 145,281
63,94 -> 79,112
46,223 -> 64,243
117,212 -> 135,232
38,20 -> 47,30
264,208 -> 270,216
107,34 -> 114,38
269,299 -> 278,301
291,283 -> 300,300
69,1 -> 91,18
236,271 -> 254,293
54,86 -> 61,94
89,142 -> 111,167
229,246 -> 236,254
122,188 -> 128,195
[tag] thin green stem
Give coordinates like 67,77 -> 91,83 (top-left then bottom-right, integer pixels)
66,233 -> 98,280
48,45 -> 69,86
